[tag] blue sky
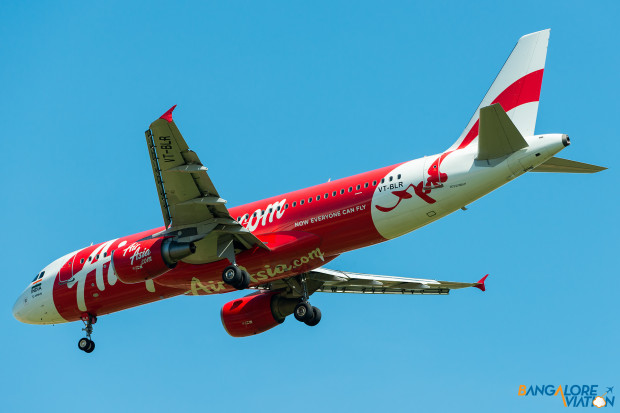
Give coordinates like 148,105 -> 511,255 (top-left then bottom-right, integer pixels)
2,1 -> 617,412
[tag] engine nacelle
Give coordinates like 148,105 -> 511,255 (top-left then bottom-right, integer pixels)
221,291 -> 298,337
112,238 -> 196,284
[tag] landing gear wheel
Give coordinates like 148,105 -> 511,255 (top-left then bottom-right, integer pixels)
294,301 -> 314,322
305,306 -> 322,327
78,338 -> 90,352
78,338 -> 95,353
78,313 -> 97,353
222,265 -> 246,289
239,270 -> 250,290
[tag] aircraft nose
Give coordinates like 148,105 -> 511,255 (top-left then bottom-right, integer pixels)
12,292 -> 27,323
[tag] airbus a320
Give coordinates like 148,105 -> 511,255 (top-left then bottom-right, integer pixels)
13,29 -> 605,353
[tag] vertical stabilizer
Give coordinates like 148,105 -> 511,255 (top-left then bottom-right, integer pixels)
448,30 -> 550,151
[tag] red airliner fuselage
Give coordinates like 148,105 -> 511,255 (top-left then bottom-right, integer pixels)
50,162 -> 403,323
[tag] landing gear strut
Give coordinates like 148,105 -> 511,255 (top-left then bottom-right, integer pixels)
78,313 -> 96,353
293,274 -> 322,327
222,265 -> 250,290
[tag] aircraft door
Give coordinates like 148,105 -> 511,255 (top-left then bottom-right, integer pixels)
58,254 -> 76,284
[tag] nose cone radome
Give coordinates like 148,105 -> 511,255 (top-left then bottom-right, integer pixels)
12,281 -> 65,325
12,292 -> 28,323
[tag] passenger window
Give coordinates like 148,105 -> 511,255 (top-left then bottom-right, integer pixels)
80,259 -> 84,264
340,189 -> 344,195
381,178 -> 385,184
364,182 -> 369,188
316,195 -> 320,201
332,191 -> 337,196
373,180 -> 377,186
324,193 -> 328,199
285,204 -> 289,209
96,254 -> 99,259
293,202 -> 297,207
356,184 -> 360,190
308,197 -> 312,203
348,187 -> 352,192
300,200 -> 304,205
389,176 -> 393,182
103,252 -> 107,258
253,212 -> 257,217
397,174 -> 401,179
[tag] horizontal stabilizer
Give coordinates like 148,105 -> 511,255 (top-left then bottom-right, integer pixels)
532,157 -> 607,173
477,103 -> 529,161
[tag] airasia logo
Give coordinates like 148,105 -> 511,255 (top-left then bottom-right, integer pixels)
123,242 -> 152,268
376,153 -> 450,212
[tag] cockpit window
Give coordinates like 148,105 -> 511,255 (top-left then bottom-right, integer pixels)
31,271 -> 44,282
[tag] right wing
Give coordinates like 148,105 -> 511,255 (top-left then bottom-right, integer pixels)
310,268 -> 487,294
255,267 -> 488,297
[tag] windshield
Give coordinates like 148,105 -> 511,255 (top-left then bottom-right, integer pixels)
31,271 -> 45,282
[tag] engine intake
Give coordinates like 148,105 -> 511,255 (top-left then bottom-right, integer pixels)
221,291 -> 298,337
112,238 -> 196,284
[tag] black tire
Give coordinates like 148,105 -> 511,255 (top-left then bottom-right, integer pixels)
294,301 -> 313,322
78,338 -> 90,352
85,340 -> 95,353
239,270 -> 250,290
305,306 -> 322,327
222,265 -> 242,288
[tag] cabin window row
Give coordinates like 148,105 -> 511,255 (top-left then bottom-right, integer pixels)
79,251 -> 110,264
236,174 -> 402,222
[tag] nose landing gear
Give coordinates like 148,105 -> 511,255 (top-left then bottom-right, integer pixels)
78,313 -> 97,353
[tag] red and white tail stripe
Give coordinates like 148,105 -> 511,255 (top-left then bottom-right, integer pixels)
449,29 -> 550,151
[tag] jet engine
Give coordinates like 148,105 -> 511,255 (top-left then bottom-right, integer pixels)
221,291 -> 298,337
112,238 -> 196,284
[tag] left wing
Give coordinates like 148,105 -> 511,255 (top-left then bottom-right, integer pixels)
144,106 -> 268,263
255,267 -> 487,297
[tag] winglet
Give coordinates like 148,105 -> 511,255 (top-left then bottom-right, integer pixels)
160,105 -> 177,122
474,274 -> 489,292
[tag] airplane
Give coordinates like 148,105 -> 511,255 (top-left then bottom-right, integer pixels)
13,29 -> 605,353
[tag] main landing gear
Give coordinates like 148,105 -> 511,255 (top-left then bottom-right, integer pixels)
222,265 -> 250,290
294,301 -> 322,326
293,274 -> 321,327
77,313 -> 96,353
219,237 -> 250,290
